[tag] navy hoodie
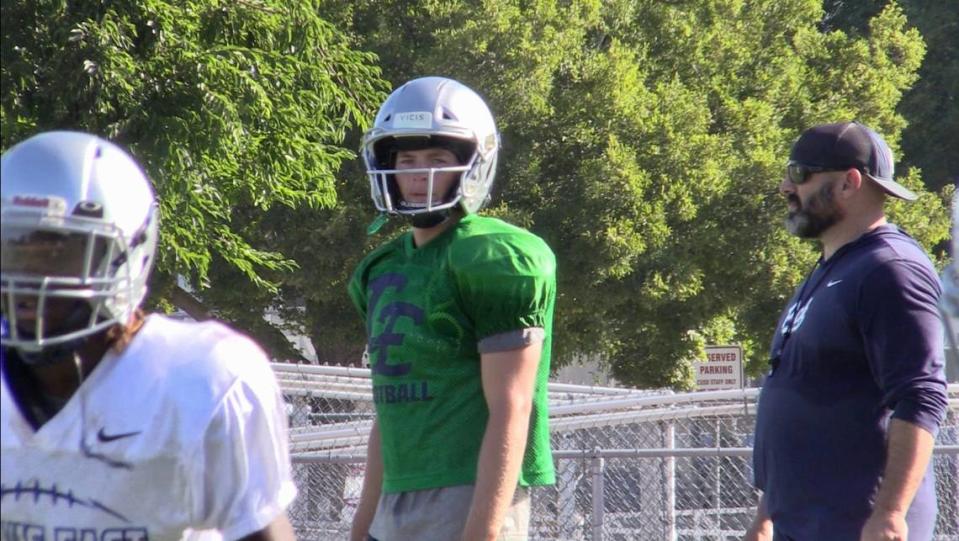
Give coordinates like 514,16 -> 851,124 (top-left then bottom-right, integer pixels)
754,225 -> 948,540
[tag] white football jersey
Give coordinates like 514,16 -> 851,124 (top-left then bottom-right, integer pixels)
0,315 -> 297,541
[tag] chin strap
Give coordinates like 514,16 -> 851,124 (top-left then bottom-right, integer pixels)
366,209 -> 450,236
367,209 -> 453,235
367,213 -> 390,235
410,210 -> 451,228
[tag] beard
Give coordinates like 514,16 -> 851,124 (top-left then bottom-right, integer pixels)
784,180 -> 844,238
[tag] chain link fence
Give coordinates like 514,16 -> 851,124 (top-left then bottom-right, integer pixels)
274,363 -> 959,540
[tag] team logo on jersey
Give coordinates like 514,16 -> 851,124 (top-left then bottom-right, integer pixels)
780,297 -> 814,335
367,273 -> 420,377
1,480 -> 129,522
1,521 -> 148,541
366,273 -> 435,404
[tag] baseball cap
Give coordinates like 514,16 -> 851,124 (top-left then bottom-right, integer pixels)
789,121 -> 917,201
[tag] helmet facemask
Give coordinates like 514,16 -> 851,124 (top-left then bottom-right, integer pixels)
368,135 -> 478,227
1,206 -> 157,364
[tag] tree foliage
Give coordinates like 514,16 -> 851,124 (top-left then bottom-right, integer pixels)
314,0 -> 951,387
4,0 -> 950,388
822,0 -> 958,191
1,0 -> 388,343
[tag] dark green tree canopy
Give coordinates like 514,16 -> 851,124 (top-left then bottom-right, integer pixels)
822,0 -> 958,191
4,0 -> 951,388
1,0 -> 388,325
317,0 -> 951,387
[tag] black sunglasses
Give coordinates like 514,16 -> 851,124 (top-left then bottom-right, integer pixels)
785,161 -> 854,185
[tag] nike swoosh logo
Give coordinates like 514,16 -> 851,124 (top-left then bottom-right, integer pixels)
97,428 -> 142,442
827,280 -> 843,287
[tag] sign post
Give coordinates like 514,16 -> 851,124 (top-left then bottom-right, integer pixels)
693,345 -> 743,390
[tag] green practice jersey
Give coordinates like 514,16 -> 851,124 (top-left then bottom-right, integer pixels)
349,214 -> 556,493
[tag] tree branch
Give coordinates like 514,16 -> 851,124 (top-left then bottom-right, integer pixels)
169,284 -> 214,321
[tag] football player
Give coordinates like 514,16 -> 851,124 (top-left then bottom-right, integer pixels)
348,77 -> 557,540
0,132 -> 297,540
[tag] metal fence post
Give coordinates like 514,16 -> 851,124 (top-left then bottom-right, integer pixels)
591,449 -> 605,541
715,418 -> 722,515
666,421 -> 676,541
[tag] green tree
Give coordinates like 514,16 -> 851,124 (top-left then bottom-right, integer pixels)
898,2 -> 959,191
1,0 -> 388,359
315,0 -> 950,387
824,0 -> 959,191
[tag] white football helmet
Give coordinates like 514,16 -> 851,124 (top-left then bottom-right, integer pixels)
943,191 -> 959,367
361,76 -> 500,218
1,131 -> 158,360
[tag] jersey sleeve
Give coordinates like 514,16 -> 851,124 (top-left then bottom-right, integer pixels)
859,259 -> 949,435
348,267 -> 368,321
451,231 -> 556,341
193,338 -> 297,540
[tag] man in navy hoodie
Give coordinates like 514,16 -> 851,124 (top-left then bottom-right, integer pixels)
747,122 -> 948,541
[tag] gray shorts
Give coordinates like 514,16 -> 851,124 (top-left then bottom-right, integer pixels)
368,484 -> 531,541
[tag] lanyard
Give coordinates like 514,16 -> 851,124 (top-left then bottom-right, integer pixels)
769,252 -> 844,371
